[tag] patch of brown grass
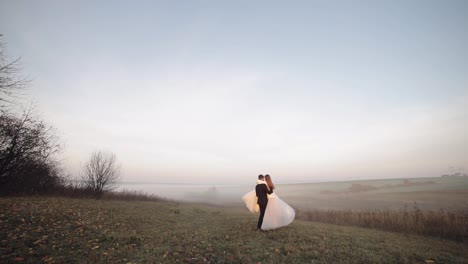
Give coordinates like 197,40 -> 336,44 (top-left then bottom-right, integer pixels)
102,189 -> 170,202
24,184 -> 170,203
297,205 -> 468,243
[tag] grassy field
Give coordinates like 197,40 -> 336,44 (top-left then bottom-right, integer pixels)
1,197 -> 467,263
277,177 -> 468,211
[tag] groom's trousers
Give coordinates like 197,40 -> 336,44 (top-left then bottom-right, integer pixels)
257,202 -> 268,229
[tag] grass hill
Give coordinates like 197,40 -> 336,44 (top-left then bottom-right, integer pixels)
1,197 -> 467,263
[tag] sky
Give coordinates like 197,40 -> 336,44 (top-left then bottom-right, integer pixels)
0,0 -> 467,184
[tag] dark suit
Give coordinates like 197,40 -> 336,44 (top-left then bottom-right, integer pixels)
256,183 -> 273,229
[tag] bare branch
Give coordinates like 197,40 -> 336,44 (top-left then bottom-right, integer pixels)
0,39 -> 29,108
82,150 -> 121,198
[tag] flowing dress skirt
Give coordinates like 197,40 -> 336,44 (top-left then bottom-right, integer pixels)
242,190 -> 259,213
242,191 -> 295,230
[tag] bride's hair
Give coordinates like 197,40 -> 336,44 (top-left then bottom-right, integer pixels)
265,174 -> 275,190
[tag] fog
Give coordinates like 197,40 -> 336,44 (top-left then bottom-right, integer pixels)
116,182 -> 251,205
116,176 -> 468,211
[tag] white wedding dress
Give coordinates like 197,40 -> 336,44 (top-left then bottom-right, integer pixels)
242,188 -> 295,230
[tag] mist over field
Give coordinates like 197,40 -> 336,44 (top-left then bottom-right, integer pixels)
116,176 -> 468,211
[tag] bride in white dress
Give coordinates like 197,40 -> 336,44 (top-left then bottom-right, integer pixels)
242,175 -> 295,230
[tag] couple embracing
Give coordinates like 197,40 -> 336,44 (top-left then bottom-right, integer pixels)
242,174 -> 295,230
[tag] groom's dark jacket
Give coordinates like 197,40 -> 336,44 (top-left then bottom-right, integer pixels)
256,183 -> 273,205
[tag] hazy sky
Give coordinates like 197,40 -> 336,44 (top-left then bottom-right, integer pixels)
1,0 -> 467,184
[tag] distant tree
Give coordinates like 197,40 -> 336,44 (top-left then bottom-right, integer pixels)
82,151 -> 121,198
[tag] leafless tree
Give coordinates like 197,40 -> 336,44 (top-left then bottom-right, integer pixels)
0,36 -> 63,195
0,106 -> 62,194
0,36 -> 28,107
82,151 -> 121,198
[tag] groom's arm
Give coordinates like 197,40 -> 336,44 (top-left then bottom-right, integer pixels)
264,185 -> 273,194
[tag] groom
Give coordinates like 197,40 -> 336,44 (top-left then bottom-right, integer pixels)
256,174 -> 273,230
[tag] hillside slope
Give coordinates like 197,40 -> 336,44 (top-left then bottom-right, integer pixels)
1,197 -> 467,263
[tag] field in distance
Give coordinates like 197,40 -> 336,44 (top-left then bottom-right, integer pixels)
171,176 -> 468,211
278,176 -> 468,211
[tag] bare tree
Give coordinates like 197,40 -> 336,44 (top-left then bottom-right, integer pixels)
0,106 -> 62,194
0,36 -> 28,107
82,151 -> 121,198
0,36 -> 63,195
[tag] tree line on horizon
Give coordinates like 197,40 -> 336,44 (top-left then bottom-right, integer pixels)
0,36 -> 120,198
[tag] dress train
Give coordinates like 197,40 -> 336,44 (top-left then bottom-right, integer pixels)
242,190 -> 295,230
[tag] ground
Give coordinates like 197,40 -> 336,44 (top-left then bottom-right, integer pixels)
1,197 -> 467,263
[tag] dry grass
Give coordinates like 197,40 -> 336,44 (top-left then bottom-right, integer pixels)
39,184 -> 170,202
102,189 -> 171,202
297,205 -> 468,243
1,197 -> 468,263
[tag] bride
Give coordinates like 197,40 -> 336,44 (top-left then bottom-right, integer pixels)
242,174 -> 295,230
